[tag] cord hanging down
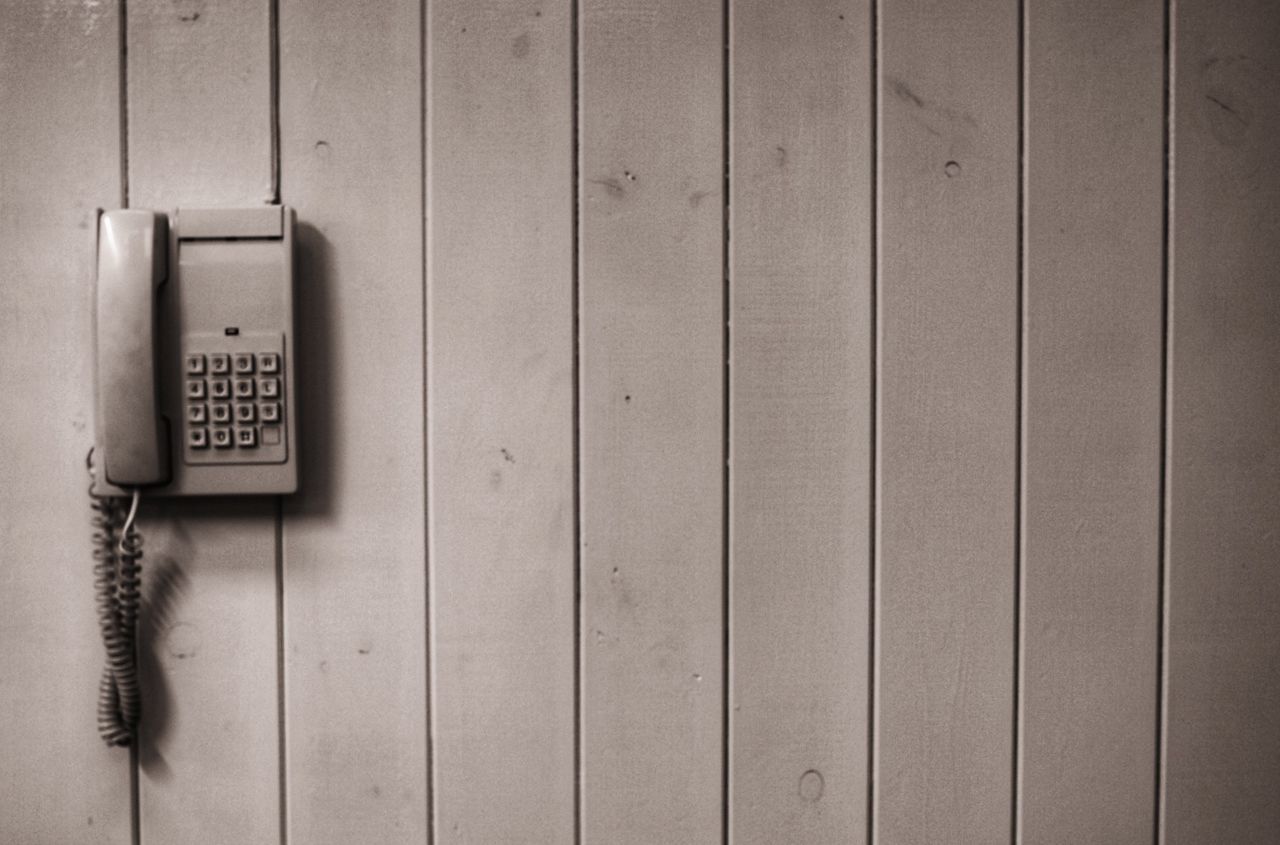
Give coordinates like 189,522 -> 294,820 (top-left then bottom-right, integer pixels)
88,452 -> 144,747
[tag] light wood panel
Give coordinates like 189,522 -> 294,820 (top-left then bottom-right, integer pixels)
127,0 -> 273,207
729,1 -> 872,842
1164,1 -> 1280,841
426,0 -> 576,841
0,2 -> 130,842
578,0 -> 725,840
278,1 -> 427,842
875,1 -> 1019,841
1019,1 -> 1165,841
126,2 -> 280,841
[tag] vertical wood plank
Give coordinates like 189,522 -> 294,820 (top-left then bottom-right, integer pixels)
578,0 -> 725,840
278,1 -> 427,842
127,0 -> 273,207
1164,2 -> 1280,841
427,1 -> 576,842
1019,1 -> 1165,841
729,0 -> 872,842
126,2 -> 280,842
875,1 -> 1019,841
0,2 -> 130,842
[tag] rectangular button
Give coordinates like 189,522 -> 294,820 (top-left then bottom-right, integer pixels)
261,425 -> 281,446
210,378 -> 231,400
259,377 -> 279,399
258,352 -> 280,374
185,354 -> 206,375
185,379 -> 206,400
234,403 -> 256,423
187,427 -> 208,448
211,403 -> 232,424
259,402 -> 280,423
212,428 -> 233,448
233,378 -> 255,399
187,403 -> 207,424
235,427 -> 257,448
209,353 -> 231,375
234,353 -> 255,374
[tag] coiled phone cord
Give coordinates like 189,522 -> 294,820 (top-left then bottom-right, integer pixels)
88,454 -> 143,747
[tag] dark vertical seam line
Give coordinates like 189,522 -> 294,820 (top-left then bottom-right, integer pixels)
867,0 -> 879,841
121,4 -> 139,841
275,496 -> 288,845
1013,0 -> 1026,842
269,0 -> 281,204
270,3 -> 286,840
421,0 -> 433,840
130,742 -> 140,845
1155,1 -> 1172,842
720,0 -> 732,840
120,0 -> 130,209
571,1 -> 583,842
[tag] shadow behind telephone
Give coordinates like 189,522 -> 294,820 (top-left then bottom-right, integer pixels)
92,206 -> 297,497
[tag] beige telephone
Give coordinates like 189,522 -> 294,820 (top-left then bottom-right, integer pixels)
92,206 -> 297,497
87,206 -> 297,747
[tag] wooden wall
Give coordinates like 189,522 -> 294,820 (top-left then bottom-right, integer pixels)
1,1 -> 1277,843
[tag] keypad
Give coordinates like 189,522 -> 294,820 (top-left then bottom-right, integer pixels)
184,343 -> 285,464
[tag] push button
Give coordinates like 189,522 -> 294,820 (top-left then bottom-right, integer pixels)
259,402 -> 280,424
185,354 -> 206,375
235,427 -> 257,448
210,379 -> 231,400
186,379 -> 206,400
259,378 -> 280,399
210,403 -> 232,425
258,353 -> 280,374
187,403 -> 208,425
234,353 -> 255,374
187,427 -> 208,448
233,378 -> 255,399
210,353 -> 231,375
212,428 -> 233,448
234,403 -> 256,423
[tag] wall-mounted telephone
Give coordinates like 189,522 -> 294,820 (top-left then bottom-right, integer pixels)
92,206 -> 298,497
87,206 -> 297,746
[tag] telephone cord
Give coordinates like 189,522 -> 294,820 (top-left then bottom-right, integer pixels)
89,467 -> 143,747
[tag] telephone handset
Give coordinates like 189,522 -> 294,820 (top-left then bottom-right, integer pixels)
88,206 -> 297,746
92,205 -> 298,497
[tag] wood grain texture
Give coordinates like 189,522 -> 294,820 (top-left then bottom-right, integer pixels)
729,1 -> 872,842
279,1 -> 427,842
0,1 -> 129,841
427,1 -> 576,841
875,1 -> 1019,842
578,0 -> 725,840
1019,1 -> 1165,841
1164,1 -> 1280,841
127,0 -> 273,208
126,1 -> 281,841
